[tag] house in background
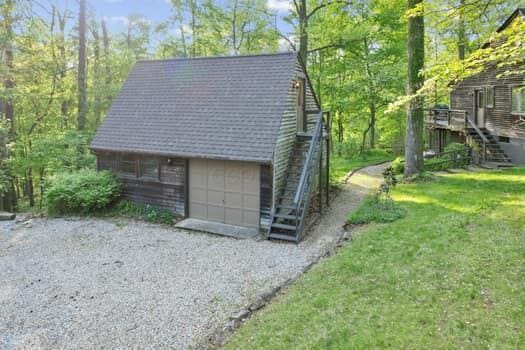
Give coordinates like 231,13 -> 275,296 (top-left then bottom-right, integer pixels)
427,8 -> 525,165
90,52 -> 330,242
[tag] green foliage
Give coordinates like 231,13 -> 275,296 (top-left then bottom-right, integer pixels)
44,170 -> 121,215
348,195 -> 407,225
444,142 -> 467,153
330,150 -> 393,183
225,168 -> 525,349
110,200 -> 178,225
391,156 -> 405,175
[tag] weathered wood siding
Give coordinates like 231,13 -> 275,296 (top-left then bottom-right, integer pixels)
96,152 -> 186,215
272,59 -> 320,203
451,62 -> 525,139
260,164 -> 273,230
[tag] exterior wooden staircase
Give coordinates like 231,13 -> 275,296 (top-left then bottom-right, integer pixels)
465,119 -> 513,165
267,111 -> 328,243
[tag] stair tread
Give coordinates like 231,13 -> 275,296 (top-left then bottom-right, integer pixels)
271,222 -> 297,230
268,232 -> 299,242
274,213 -> 298,220
277,204 -> 296,209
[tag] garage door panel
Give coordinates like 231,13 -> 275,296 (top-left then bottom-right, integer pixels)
225,177 -> 242,192
190,159 -> 260,228
191,188 -> 207,203
243,194 -> 259,211
225,162 -> 243,177
191,159 -> 208,174
207,160 -> 225,176
190,203 -> 207,220
225,208 -> 243,225
207,205 -> 224,221
225,192 -> 242,208
243,210 -> 259,227
207,190 -> 224,205
191,173 -> 207,188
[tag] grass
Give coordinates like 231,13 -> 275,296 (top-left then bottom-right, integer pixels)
348,195 -> 407,225
331,149 -> 393,183
106,200 -> 179,225
225,168 -> 525,349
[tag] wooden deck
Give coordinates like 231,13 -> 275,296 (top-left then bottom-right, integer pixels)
425,109 -> 468,132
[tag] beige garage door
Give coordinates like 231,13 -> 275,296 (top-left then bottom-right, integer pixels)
189,159 -> 260,228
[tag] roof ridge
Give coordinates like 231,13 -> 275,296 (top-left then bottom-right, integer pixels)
137,51 -> 297,64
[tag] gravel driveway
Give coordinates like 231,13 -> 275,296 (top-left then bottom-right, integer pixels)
0,165 -> 386,349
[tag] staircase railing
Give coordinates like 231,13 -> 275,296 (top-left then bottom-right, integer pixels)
464,116 -> 490,162
293,110 -> 325,239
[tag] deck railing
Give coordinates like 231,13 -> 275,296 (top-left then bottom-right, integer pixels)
426,109 -> 468,131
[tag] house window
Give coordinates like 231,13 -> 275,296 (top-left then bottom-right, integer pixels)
477,90 -> 485,108
511,86 -> 525,114
140,158 -> 159,180
486,86 -> 494,108
119,155 -> 137,177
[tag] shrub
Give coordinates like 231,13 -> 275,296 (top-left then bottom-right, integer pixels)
444,142 -> 466,153
110,200 -> 178,225
348,195 -> 407,225
391,157 -> 405,175
44,170 -> 121,215
333,139 -> 360,159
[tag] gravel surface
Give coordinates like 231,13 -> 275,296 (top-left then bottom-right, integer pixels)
0,165 -> 387,349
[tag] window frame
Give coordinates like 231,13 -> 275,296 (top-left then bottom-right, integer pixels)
485,86 -> 494,108
511,85 -> 525,115
119,154 -> 137,178
139,157 -> 160,181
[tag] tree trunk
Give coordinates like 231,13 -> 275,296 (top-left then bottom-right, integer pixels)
101,19 -> 111,87
1,0 -> 16,211
58,7 -> 69,128
298,0 -> 308,64
458,0 -> 466,60
404,0 -> 425,177
91,22 -> 102,127
77,0 -> 87,132
369,102 -> 376,149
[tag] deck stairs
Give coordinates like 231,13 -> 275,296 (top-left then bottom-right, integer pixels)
267,111 -> 327,242
466,127 -> 513,165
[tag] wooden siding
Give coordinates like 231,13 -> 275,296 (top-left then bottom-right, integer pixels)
272,60 -> 320,204
260,164 -> 272,230
96,152 -> 186,215
451,62 -> 525,139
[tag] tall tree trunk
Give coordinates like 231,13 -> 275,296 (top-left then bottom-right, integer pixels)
458,0 -> 466,60
404,0 -> 425,177
369,102 -> 376,149
77,0 -> 87,132
58,7 -> 69,128
1,0 -> 16,211
298,0 -> 308,64
91,22 -> 102,127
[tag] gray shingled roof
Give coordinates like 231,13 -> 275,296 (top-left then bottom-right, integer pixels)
90,52 -> 299,163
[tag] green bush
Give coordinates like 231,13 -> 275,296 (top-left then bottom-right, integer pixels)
391,157 -> 405,175
348,195 -> 407,225
44,170 -> 121,215
110,200 -> 178,225
444,142 -> 466,153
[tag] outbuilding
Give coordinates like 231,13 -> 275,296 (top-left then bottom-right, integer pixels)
91,52 -> 330,242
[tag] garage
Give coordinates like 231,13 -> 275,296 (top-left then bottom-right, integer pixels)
189,159 -> 260,228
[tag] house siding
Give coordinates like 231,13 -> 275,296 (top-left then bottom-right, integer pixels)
272,60 -> 320,206
96,152 -> 186,216
451,63 -> 525,140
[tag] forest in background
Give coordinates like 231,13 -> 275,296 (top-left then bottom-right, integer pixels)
0,0 -> 522,210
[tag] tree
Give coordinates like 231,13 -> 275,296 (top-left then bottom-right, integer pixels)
77,0 -> 87,132
404,0 -> 425,176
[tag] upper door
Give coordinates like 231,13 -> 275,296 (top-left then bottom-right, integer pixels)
296,77 -> 306,133
475,89 -> 485,127
189,159 -> 260,228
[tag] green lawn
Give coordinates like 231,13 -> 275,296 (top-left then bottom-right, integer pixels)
330,150 -> 393,183
225,168 -> 525,349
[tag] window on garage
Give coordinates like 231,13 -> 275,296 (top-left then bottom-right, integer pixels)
140,158 -> 159,180
119,155 -> 137,177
